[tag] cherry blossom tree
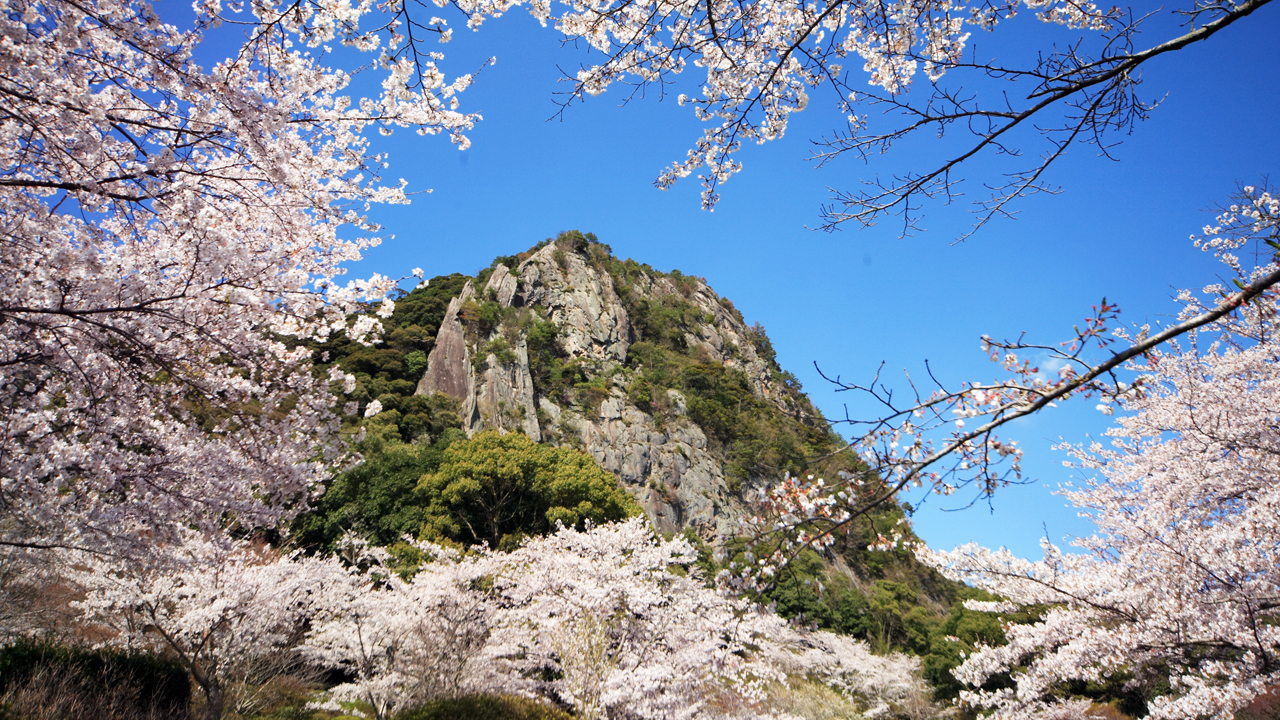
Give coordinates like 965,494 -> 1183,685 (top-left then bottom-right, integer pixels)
304,520 -> 778,720
304,518 -> 930,720
489,518 -> 785,720
762,626 -> 929,717
304,535 -> 504,720
401,0 -> 1271,233
0,0 -> 476,559
902,189 -> 1280,719
918,334 -> 1280,716
729,188 -> 1280,716
70,535 -> 346,720
713,186 -> 1280,598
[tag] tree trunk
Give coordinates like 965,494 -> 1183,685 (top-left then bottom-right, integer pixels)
201,683 -> 226,720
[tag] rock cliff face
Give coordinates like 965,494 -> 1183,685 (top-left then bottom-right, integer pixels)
415,238 -> 825,540
415,270 -> 543,442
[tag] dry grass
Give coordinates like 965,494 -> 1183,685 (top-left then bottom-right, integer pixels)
0,662 -> 184,720
761,677 -> 869,719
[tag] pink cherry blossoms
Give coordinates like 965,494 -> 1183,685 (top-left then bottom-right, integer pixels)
71,534 -> 348,720
906,188 -> 1280,719
304,518 -> 927,720
724,187 -> 1280,596
732,187 -> 1280,717
430,0 -> 1267,233
0,0 -> 476,556
449,0 -> 1112,211
62,518 -> 934,719
918,335 -> 1280,716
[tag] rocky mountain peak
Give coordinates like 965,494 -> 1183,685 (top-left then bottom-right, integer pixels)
414,236 -> 832,539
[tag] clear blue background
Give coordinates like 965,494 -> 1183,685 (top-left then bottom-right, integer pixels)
198,0 -> 1280,558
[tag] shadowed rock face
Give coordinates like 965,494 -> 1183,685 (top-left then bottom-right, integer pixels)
415,281 -> 476,414
414,242 -> 805,540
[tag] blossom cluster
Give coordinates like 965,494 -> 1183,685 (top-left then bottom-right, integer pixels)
61,519 -> 926,719
906,188 -> 1280,719
308,519 -> 925,719
0,0 -> 475,557
70,533 -> 349,718
917,335 -> 1280,717
441,0 -> 1113,208
723,187 -> 1279,595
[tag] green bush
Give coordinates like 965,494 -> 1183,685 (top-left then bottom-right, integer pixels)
629,295 -> 704,352
393,694 -> 573,720
391,274 -> 471,335
299,427 -> 642,554
404,350 -> 428,376
459,299 -> 504,338
523,315 -> 566,395
572,377 -> 610,413
294,426 -> 468,550
482,338 -> 518,366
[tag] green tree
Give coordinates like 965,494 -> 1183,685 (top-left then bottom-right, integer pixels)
294,427 -> 469,550
918,590 -> 1009,700
418,431 -> 642,550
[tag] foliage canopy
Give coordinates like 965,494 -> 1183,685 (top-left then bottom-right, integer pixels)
418,431 -> 643,550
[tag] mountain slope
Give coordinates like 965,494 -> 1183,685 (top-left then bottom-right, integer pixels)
295,233 -> 1011,703
410,232 -> 841,539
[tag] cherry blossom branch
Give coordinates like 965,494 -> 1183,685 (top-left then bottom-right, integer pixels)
0,0 -> 477,558
818,0 -> 1270,234
721,186 -> 1280,593
912,277 -> 1280,714
442,0 -> 1269,235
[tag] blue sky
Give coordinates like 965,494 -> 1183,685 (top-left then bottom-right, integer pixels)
204,0 -> 1280,557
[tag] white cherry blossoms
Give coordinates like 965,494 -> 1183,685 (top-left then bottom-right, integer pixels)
727,187 -> 1280,719
449,0 -> 1113,208
912,187 -> 1280,719
304,518 -> 926,719
0,0 -> 477,556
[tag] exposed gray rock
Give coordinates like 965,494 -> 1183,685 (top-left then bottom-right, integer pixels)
472,335 -> 541,442
517,247 -> 630,367
413,241 -> 820,543
487,264 -> 519,307
415,280 -> 479,427
666,389 -> 687,415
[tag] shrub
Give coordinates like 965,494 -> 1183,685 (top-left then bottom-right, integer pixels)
403,350 -> 427,377
459,299 -> 503,338
293,426 -> 468,551
482,338 -> 518,366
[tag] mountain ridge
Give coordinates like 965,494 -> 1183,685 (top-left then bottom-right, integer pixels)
297,232 -> 1013,702
407,232 -> 840,539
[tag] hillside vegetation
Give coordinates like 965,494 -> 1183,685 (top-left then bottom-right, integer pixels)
3,232 -> 1155,720
293,231 -> 1014,704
